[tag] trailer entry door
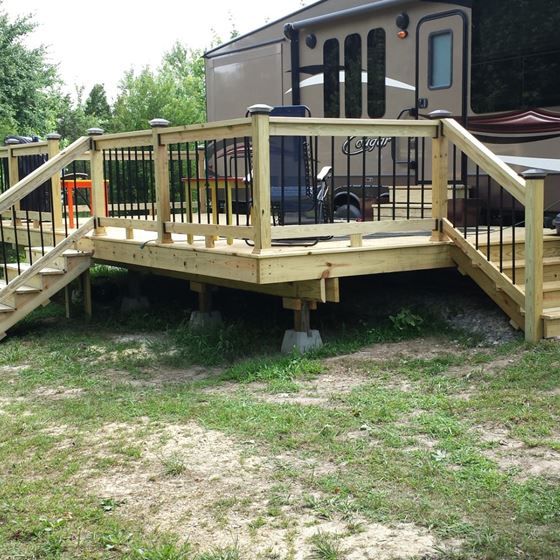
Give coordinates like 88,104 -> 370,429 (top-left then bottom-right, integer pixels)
416,12 -> 467,121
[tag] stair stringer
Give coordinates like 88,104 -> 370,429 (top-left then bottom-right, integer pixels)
0,255 -> 92,338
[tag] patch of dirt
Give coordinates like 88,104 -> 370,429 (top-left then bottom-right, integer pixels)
446,354 -> 522,381
478,426 -> 560,480
105,366 -> 223,388
30,386 -> 85,401
83,421 -> 441,558
327,337 -> 463,364
0,395 -> 26,414
0,364 -> 30,385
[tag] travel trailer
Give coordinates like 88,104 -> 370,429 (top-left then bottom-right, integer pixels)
204,0 -> 560,221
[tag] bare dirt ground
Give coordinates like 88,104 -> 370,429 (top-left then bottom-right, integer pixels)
76,420 -> 440,559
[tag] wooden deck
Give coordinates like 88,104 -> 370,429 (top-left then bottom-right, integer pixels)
0,113 -> 554,343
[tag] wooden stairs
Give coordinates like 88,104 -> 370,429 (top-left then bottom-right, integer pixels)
448,229 -> 560,338
0,246 -> 92,339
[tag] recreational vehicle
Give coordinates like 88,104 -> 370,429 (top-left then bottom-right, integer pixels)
204,0 -> 560,223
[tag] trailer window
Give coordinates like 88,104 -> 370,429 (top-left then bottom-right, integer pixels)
429,31 -> 452,89
323,39 -> 340,118
367,28 -> 386,118
345,34 -> 362,118
472,0 -> 560,113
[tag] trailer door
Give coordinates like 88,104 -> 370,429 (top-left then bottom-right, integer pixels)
416,12 -> 467,120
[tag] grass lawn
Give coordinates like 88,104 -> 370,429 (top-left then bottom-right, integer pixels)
0,269 -> 558,559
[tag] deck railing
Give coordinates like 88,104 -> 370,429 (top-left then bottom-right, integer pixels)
85,108 -> 441,252
0,110 -> 545,341
438,117 -> 543,342
0,136 -> 92,298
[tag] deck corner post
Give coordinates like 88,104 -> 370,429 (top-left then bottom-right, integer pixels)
150,118 -> 173,244
248,104 -> 272,254
46,133 -> 64,231
523,169 -> 546,343
5,138 -> 21,220
87,128 -> 107,236
429,111 -> 450,242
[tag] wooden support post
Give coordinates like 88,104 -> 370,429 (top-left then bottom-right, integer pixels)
46,133 -> 64,232
523,169 -> 546,343
248,104 -> 272,254
82,269 -> 92,319
87,128 -> 107,236
430,112 -> 450,241
64,284 -> 71,319
5,139 -> 21,223
150,118 -> 172,244
190,281 -> 213,312
283,297 -> 318,334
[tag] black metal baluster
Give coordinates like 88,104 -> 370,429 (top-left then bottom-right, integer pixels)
346,136 -> 351,222
222,139 -> 229,226
11,207 -> 21,275
48,176 -> 57,247
406,138 -> 411,220
177,144 -> 185,223
486,175 -> 491,260
511,192 -> 516,285
463,155 -> 469,239
475,165 -> 480,250
421,138 -> 426,218
499,186 -> 504,272
0,218 -> 8,283
392,138 -> 396,220
233,138 -> 240,226
61,168 -> 69,237
361,137 -> 367,221
186,143 -> 194,227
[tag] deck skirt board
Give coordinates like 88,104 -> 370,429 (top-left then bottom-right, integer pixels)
89,228 -> 453,285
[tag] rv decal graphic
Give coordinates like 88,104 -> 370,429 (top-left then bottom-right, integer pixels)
285,71 -> 415,95
342,136 -> 391,156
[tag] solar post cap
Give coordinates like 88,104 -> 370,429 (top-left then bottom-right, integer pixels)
521,169 -> 548,180
46,133 -> 61,140
247,104 -> 273,115
87,128 -> 104,136
429,110 -> 452,119
149,118 -> 170,128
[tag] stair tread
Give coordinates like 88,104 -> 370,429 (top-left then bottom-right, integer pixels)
0,303 -> 14,313
0,280 -> 41,294
4,262 -> 64,275
502,256 -> 560,269
29,247 -> 92,256
519,280 -> 560,293
542,307 -> 560,319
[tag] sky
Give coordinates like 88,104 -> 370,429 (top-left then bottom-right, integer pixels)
2,0 -> 311,101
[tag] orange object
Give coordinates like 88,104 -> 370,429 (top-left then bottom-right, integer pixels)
62,179 -> 109,229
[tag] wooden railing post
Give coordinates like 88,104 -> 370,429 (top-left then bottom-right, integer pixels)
248,104 -> 272,254
429,111 -> 451,241
87,128 -> 106,236
5,139 -> 21,223
523,169 -> 546,343
150,118 -> 172,244
46,133 -> 63,231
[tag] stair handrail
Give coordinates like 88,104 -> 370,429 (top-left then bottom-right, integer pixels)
0,217 -> 94,304
441,118 -> 526,204
0,136 -> 90,214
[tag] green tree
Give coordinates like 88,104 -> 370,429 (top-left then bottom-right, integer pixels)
110,42 -> 206,132
84,83 -> 111,122
0,5 -> 61,139
56,87 -> 99,143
